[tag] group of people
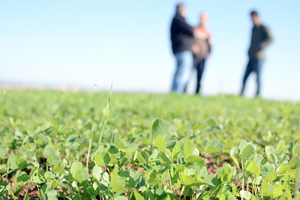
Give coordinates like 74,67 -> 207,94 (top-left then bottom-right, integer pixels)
170,3 -> 273,96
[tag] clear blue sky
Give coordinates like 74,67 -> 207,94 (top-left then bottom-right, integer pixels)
1,0 -> 299,101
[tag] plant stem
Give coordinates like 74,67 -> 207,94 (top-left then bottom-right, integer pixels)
76,185 -> 82,200
98,86 -> 113,148
211,184 -> 222,196
168,169 -> 173,191
177,186 -> 185,200
2,169 -> 16,177
86,126 -> 93,169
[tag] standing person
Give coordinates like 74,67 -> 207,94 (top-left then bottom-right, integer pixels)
170,3 -> 194,93
192,12 -> 212,94
240,10 -> 273,97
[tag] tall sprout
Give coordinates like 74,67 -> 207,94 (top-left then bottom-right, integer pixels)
97,84 -> 113,148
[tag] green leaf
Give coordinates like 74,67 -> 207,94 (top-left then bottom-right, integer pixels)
246,160 -> 260,177
172,143 -> 182,160
46,190 -> 58,200
53,163 -> 65,174
24,142 -> 36,151
204,139 -> 224,154
273,184 -> 283,198
119,171 -> 130,178
116,141 -> 126,149
231,156 -> 240,168
151,119 -> 171,141
74,168 -> 89,183
134,190 -> 144,200
109,154 -> 118,165
293,143 -> 300,154
137,151 -> 149,165
0,144 -> 7,158
124,144 -> 137,153
239,140 -> 254,159
288,156 -> 300,169
47,154 -> 59,165
94,153 -> 104,166
0,164 -> 6,173
184,138 -> 193,160
180,172 -> 206,186
66,142 -> 80,149
111,174 -> 126,193
160,152 -> 171,166
261,180 -> 273,196
149,149 -> 159,160
16,155 -> 27,169
44,171 -> 55,181
239,190 -> 251,200
260,164 -> 271,177
7,154 -> 18,170
226,195 -> 236,200
278,163 -> 288,175
276,140 -> 287,153
114,132 -> 120,144
84,122 -> 92,129
65,134 -> 78,145
198,167 -> 208,179
16,173 -> 30,183
265,170 -> 277,182
92,165 -> 102,181
70,162 -> 83,176
9,117 -> 14,126
153,135 -> 166,151
43,146 -> 57,158
186,155 -> 204,165
270,153 -> 277,165
265,146 -> 275,160
103,153 -> 111,165
166,140 -> 176,149
251,153 -> 264,164
219,164 -> 233,183
128,177 -> 136,189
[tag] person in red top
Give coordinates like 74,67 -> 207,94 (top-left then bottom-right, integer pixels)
192,12 -> 212,94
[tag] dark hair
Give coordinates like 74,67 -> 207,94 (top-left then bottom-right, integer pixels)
176,3 -> 186,14
250,10 -> 259,17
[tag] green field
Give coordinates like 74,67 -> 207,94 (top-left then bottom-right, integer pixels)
0,90 -> 299,199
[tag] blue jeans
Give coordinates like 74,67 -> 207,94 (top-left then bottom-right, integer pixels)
171,51 -> 193,93
240,58 -> 264,96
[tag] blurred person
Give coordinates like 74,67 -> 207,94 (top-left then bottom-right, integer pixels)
192,12 -> 212,94
170,3 -> 194,93
240,10 -> 274,97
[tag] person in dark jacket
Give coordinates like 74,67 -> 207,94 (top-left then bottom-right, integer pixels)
240,11 -> 274,96
170,3 -> 194,93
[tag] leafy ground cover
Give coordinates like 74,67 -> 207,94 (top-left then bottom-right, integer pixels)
0,89 -> 299,199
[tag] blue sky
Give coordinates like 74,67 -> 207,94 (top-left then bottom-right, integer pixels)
0,0 -> 299,101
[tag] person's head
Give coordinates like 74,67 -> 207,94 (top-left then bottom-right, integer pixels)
176,3 -> 187,17
200,11 -> 209,26
250,10 -> 261,25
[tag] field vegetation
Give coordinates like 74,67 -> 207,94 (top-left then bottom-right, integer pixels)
0,90 -> 299,199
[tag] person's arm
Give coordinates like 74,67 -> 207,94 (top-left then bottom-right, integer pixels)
177,19 -> 194,37
260,25 -> 274,49
208,37 -> 212,55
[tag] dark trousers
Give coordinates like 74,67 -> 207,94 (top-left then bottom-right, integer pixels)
194,57 -> 206,94
240,58 -> 264,96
